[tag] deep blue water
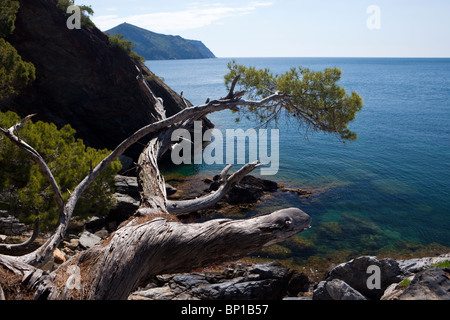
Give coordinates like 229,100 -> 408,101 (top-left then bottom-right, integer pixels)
145,58 -> 450,261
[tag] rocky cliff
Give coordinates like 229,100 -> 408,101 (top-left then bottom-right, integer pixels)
4,0 -> 201,159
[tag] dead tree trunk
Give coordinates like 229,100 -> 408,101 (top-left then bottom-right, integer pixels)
0,74 -> 311,300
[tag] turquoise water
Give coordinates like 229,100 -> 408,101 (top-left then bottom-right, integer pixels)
145,58 -> 450,260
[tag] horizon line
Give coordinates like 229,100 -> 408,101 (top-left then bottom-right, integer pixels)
144,56 -> 450,62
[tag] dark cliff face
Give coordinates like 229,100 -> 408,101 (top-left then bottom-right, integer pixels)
4,0 -> 193,158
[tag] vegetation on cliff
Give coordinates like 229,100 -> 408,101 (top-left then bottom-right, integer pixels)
56,0 -> 94,27
0,0 -> 35,102
108,33 -> 145,63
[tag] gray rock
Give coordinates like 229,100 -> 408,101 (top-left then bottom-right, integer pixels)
397,268 -> 450,300
114,175 -> 139,197
85,215 -> 106,232
119,155 -> 134,172
165,183 -> 177,196
0,215 -> 28,236
326,256 -> 404,300
78,231 -> 102,249
130,261 -> 307,300
131,287 -> 177,300
109,193 -> 140,222
283,297 -> 312,300
397,254 -> 450,274
313,279 -> 367,300
286,270 -> 310,296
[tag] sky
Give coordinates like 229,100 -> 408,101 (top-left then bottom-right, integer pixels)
83,0 -> 450,58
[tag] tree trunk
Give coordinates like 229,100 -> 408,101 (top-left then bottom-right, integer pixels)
0,74 -> 312,300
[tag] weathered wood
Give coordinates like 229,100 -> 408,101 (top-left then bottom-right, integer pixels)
56,208 -> 311,300
0,75 -> 309,300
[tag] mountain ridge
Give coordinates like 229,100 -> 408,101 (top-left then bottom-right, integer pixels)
106,23 -> 216,60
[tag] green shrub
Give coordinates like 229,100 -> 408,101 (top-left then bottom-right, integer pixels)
0,0 -> 36,102
0,39 -> 36,101
56,0 -> 95,28
0,111 -> 122,230
0,0 -> 19,37
398,278 -> 412,288
430,260 -> 450,268
108,34 -> 145,62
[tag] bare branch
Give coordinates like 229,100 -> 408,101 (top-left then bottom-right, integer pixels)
166,161 -> 263,215
0,90 -> 285,267
0,284 -> 4,300
0,118 -> 65,218
219,164 -> 233,182
68,91 -> 285,213
0,218 -> 40,252
224,74 -> 241,99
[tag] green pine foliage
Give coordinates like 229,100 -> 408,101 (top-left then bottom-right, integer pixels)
0,0 -> 19,38
56,0 -> 95,27
0,111 -> 122,230
0,39 -> 36,101
108,33 -> 146,63
0,0 -> 36,102
225,61 -> 363,141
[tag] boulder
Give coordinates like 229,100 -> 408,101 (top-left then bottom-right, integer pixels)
85,215 -> 107,232
78,231 -> 102,249
0,215 -> 28,236
130,261 -> 309,300
286,270 -> 310,296
53,248 -> 66,264
114,175 -> 139,198
165,183 -> 178,196
397,254 -> 450,274
109,193 -> 140,223
396,268 -> 450,300
325,256 -> 404,300
313,279 -> 367,300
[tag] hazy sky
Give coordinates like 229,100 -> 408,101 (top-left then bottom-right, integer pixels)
84,0 -> 450,58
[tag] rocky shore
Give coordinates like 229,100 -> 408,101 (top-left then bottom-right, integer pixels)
1,174 -> 448,300
127,254 -> 450,300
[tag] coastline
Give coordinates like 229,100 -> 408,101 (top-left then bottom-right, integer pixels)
161,170 -> 450,281
2,172 -> 448,300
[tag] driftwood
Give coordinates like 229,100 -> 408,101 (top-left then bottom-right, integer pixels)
0,74 -> 311,300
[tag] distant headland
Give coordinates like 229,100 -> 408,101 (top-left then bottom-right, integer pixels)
106,22 -> 216,60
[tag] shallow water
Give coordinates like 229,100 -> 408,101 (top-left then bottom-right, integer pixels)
147,57 -> 450,261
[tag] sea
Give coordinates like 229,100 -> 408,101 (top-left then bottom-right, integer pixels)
145,57 -> 450,264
